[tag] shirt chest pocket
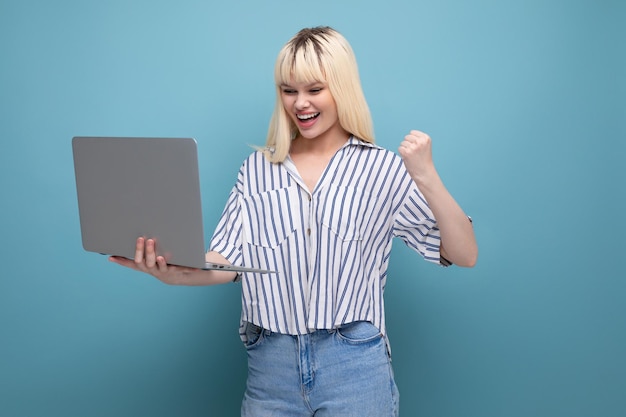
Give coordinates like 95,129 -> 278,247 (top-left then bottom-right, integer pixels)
241,186 -> 301,249
319,185 -> 371,242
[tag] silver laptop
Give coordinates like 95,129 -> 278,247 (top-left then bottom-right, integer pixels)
72,136 -> 273,274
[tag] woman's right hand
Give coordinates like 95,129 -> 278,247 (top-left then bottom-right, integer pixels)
108,237 -> 199,285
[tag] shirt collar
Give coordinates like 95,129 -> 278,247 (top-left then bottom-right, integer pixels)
345,136 -> 380,149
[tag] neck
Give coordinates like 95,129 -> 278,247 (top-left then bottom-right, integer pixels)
291,132 -> 350,157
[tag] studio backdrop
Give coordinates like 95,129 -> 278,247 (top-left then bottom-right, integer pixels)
1,1 -> 624,416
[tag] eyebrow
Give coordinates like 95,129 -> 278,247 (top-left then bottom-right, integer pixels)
279,82 -> 324,88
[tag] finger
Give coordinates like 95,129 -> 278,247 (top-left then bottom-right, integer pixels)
145,239 -> 157,268
406,135 -> 431,151
418,132 -> 431,144
398,140 -> 414,155
134,237 -> 145,266
156,256 -> 168,272
407,130 -> 430,142
400,138 -> 418,150
109,256 -> 138,270
404,134 -> 423,146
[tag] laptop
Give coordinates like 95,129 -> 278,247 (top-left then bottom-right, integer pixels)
72,136 -> 273,274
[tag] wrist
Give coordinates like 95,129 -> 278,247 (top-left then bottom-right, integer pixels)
411,169 -> 442,192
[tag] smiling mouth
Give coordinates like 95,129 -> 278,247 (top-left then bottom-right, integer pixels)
297,112 -> 320,121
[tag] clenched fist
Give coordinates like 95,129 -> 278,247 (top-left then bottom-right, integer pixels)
398,130 -> 437,186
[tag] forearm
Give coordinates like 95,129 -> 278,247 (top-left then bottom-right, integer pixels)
169,251 -> 238,286
414,173 -> 478,267
168,268 -> 236,286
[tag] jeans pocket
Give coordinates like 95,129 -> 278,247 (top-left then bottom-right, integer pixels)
336,321 -> 382,344
243,322 -> 265,350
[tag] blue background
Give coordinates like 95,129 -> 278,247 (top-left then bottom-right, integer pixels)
1,0 -> 624,416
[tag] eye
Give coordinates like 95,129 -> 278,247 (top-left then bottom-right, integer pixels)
310,87 -> 323,94
282,88 -> 297,94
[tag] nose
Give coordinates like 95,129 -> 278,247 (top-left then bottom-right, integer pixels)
295,93 -> 310,110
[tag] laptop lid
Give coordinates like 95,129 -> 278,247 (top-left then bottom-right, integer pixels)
72,136 -> 273,274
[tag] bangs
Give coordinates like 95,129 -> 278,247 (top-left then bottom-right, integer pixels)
275,42 -> 327,86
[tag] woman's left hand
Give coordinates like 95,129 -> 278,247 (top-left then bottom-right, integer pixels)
398,130 -> 437,186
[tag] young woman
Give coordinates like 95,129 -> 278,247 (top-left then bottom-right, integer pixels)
111,26 -> 477,416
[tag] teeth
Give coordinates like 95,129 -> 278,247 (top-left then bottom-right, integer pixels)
297,113 -> 319,120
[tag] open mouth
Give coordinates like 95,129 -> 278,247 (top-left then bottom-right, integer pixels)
297,112 -> 320,121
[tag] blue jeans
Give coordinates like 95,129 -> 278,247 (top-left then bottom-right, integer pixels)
240,321 -> 399,416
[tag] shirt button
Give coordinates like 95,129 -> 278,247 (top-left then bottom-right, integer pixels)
307,228 -> 311,235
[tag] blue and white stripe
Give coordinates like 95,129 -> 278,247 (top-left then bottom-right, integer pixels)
209,137 -> 443,340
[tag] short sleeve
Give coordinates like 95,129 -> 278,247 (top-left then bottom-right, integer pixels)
392,182 -> 445,266
209,182 -> 244,270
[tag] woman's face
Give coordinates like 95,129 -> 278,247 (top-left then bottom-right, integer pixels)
280,80 -> 345,142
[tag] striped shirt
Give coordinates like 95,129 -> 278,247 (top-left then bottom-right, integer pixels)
209,137 -> 445,341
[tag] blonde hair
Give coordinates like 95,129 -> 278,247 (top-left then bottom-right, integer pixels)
262,26 -> 374,163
